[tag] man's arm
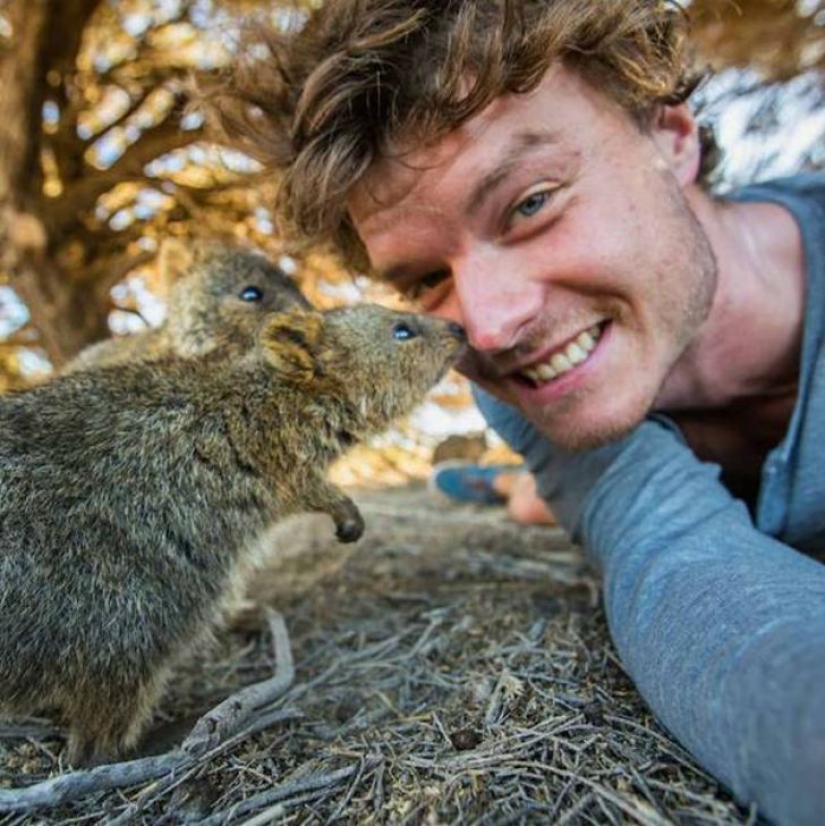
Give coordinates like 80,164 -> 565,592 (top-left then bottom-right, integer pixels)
475,388 -> 825,826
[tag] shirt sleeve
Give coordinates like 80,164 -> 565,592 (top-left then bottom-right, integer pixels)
474,387 -> 825,826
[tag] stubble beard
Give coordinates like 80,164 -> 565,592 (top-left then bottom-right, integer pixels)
562,188 -> 718,452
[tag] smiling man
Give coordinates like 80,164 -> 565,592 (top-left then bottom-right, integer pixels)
348,64 -> 725,451
214,1 -> 825,821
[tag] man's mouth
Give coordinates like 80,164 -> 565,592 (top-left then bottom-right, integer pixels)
517,322 -> 605,387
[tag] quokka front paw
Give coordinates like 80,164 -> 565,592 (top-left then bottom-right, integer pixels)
335,509 -> 365,543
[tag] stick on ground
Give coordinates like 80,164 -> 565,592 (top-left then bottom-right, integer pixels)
183,609 -> 295,757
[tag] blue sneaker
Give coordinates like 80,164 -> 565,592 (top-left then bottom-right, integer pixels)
429,461 -> 523,505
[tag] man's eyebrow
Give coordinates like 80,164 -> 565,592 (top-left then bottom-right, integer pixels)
467,130 -> 561,218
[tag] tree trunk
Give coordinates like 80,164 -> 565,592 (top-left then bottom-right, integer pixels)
0,0 -> 108,367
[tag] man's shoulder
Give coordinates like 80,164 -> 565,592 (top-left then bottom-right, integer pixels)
729,171 -> 825,207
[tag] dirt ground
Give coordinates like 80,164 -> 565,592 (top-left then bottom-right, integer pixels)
0,483 -> 754,825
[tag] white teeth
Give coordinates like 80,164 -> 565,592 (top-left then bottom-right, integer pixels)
566,343 -> 587,365
521,323 -> 603,386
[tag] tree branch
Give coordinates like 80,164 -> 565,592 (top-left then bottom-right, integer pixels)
86,249 -> 155,295
50,114 -> 206,229
42,0 -> 103,81
0,326 -> 41,349
93,6 -> 193,85
0,0 -> 50,203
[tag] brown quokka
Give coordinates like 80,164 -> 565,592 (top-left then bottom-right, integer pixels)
0,304 -> 464,765
65,238 -> 311,372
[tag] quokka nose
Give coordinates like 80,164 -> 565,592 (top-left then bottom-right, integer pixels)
447,321 -> 465,341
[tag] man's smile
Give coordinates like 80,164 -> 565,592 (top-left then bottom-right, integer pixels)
516,320 -> 607,386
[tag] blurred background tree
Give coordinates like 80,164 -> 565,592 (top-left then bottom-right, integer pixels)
691,0 -> 825,81
0,0 -> 357,385
0,0 -> 823,472
689,0 -> 825,186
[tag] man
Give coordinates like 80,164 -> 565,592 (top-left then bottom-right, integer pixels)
213,1 -> 825,822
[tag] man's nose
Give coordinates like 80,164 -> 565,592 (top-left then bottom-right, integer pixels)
435,255 -> 544,353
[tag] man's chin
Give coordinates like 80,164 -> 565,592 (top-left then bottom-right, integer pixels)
524,404 -> 646,452
465,366 -> 647,451
548,420 -> 639,452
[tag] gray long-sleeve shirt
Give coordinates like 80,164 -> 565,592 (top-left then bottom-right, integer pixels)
474,174 -> 825,825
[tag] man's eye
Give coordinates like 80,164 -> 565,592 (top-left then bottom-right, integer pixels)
514,190 -> 549,219
405,269 -> 450,301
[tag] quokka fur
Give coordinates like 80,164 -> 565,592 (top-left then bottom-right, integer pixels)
0,304 -> 464,764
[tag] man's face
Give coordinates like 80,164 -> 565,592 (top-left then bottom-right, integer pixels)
349,65 -> 717,450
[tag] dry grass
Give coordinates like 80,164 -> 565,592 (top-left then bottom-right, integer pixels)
0,485 -> 751,825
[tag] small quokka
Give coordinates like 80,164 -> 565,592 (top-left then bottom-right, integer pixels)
65,238 -> 311,372
0,304 -> 464,765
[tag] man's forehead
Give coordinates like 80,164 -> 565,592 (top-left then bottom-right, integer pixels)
348,119 -> 490,226
347,64 -> 603,228
350,111 -> 569,230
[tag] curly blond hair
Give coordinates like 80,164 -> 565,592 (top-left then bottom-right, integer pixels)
210,0 -> 700,270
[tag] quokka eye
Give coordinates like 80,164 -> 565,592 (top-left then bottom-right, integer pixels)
239,285 -> 264,302
393,322 -> 418,341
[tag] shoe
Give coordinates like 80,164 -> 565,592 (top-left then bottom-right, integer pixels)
429,461 -> 523,505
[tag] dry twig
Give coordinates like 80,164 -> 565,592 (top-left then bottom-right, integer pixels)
183,610 -> 295,758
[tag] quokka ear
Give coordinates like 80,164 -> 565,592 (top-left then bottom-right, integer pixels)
260,310 -> 326,382
156,238 -> 194,294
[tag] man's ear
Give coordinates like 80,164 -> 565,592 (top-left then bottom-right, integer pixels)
260,310 -> 325,382
650,103 -> 701,187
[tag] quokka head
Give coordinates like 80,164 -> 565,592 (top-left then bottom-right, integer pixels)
260,303 -> 466,431
160,239 -> 312,353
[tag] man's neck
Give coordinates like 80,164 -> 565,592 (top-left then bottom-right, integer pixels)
655,186 -> 806,416
652,185 -> 806,502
